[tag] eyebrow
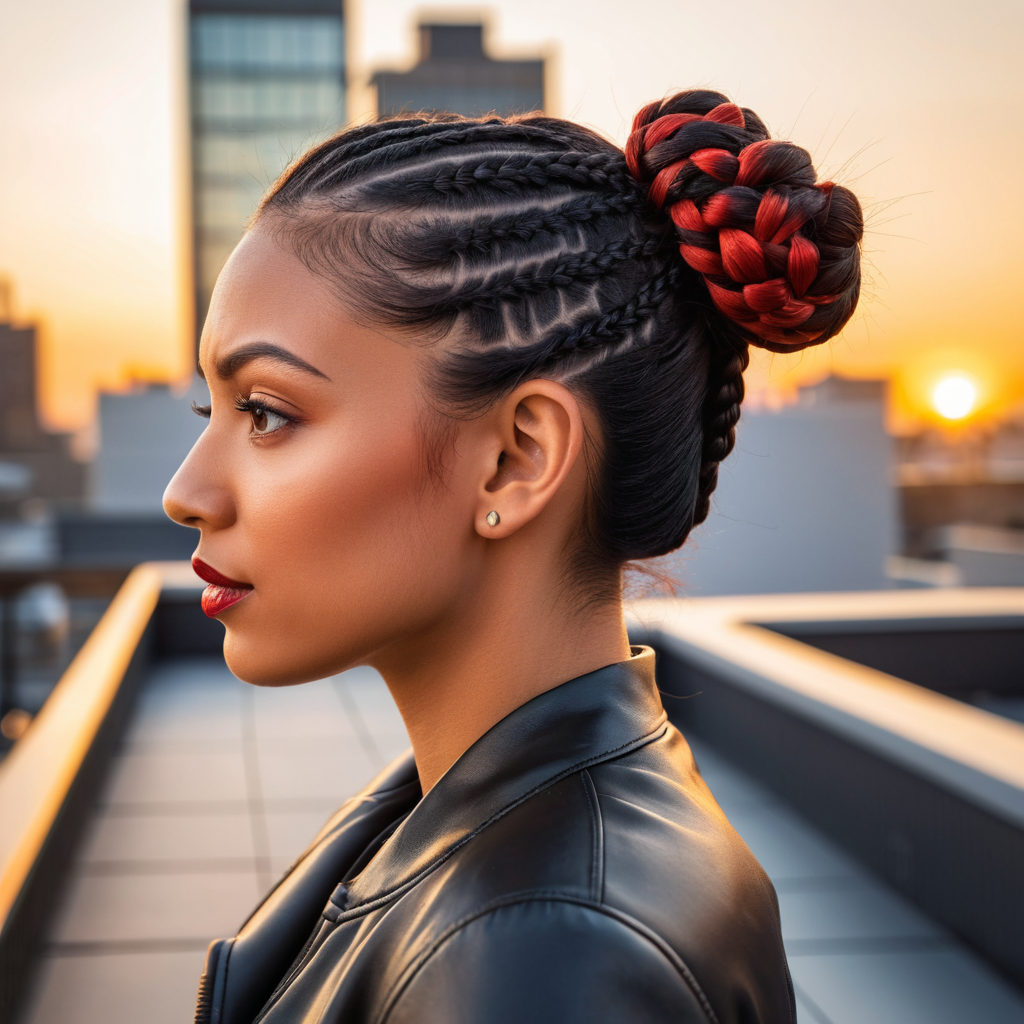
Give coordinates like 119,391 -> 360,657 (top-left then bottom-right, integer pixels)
210,342 -> 331,382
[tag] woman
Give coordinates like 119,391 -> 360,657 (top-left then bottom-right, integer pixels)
165,89 -> 862,1024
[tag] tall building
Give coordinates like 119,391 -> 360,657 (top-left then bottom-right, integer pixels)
372,23 -> 544,119
0,305 -> 85,520
190,0 -> 346,333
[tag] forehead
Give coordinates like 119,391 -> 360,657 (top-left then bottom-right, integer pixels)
198,226 -> 422,387
200,228 -> 333,356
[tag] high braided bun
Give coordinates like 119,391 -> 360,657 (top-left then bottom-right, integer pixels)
627,91 -> 863,353
255,91 -> 863,577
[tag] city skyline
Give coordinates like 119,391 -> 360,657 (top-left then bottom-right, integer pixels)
0,0 -> 1021,434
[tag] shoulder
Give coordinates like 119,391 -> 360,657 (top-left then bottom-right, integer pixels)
589,726 -> 795,1023
384,896 -> 715,1024
415,727 -> 793,1024
593,726 -> 776,918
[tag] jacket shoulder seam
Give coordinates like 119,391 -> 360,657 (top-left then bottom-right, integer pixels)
375,891 -> 720,1024
580,770 -> 604,903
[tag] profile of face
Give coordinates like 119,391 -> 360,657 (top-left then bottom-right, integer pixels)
163,227 -> 591,688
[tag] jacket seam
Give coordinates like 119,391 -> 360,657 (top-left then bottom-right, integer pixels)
374,891 -> 719,1024
337,716 -> 669,920
580,770 -> 604,903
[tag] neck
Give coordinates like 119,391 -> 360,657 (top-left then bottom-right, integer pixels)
371,561 -> 630,794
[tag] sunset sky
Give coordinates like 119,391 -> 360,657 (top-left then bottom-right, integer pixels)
0,0 -> 1021,434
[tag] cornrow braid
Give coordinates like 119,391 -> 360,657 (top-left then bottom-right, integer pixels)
433,238 -> 663,311
542,266 -> 679,357
437,267 -> 681,404
272,119 -> 581,201
367,150 -> 638,201
403,194 -> 645,264
256,95 -> 862,569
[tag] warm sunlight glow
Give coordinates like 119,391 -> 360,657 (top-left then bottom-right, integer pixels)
932,375 -> 978,421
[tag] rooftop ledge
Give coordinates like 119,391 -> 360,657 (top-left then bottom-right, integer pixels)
2,568 -> 1023,1013
0,562 -> 206,1020
627,588 -> 1024,832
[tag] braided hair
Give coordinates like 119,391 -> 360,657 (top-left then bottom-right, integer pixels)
257,90 -> 863,568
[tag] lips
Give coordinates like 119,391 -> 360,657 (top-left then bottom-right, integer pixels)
192,558 -> 254,618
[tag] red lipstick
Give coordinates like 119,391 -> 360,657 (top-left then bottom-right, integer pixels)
192,558 -> 254,618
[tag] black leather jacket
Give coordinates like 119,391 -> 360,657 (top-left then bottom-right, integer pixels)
195,648 -> 794,1023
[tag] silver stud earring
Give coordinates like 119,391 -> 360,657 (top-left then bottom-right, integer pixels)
485,510 -> 500,527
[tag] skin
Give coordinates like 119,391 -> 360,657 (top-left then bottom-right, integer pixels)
164,226 -> 631,794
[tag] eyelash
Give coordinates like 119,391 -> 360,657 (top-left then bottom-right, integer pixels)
189,398 -> 295,436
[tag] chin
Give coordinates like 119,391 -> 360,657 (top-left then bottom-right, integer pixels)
223,633 -> 317,687
221,626 -> 362,688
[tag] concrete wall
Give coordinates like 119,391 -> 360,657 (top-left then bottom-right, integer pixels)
939,524 -> 1024,586
667,387 -> 899,595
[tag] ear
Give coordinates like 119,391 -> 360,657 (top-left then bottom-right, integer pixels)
474,379 -> 586,539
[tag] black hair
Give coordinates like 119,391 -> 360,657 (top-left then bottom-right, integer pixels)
257,90 -> 863,576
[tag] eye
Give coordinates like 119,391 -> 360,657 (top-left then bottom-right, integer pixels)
249,402 -> 288,435
235,397 -> 292,436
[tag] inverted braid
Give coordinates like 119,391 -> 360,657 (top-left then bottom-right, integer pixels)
691,347 -> 748,528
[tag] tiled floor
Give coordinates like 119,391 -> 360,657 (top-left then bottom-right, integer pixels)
21,658 -> 408,1024
20,658 -> 1024,1023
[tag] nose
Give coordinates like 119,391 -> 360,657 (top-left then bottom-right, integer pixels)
163,429 -> 237,531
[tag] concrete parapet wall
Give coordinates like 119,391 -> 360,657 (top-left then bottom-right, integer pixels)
628,590 -> 1024,988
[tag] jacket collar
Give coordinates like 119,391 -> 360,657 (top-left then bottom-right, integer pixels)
342,646 -> 666,914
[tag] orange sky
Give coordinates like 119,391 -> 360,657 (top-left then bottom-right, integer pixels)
1,0 -> 1022,435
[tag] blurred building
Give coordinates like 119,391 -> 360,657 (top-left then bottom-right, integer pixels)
0,306 -> 85,523
896,420 -> 1024,562
58,380 -> 211,567
668,376 -> 899,596
89,382 -> 208,515
51,0 -> 350,568
190,0 -> 346,332
372,23 -> 544,118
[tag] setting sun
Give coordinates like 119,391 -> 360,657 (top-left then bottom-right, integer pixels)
932,374 -> 978,421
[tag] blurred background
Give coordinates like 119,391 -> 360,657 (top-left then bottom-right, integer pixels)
2,0 -> 1022,734
0,3 -> 1023,1023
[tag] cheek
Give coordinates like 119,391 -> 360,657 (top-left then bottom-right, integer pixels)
227,415 -> 474,680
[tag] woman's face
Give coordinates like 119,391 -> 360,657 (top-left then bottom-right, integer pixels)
164,227 -> 493,685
